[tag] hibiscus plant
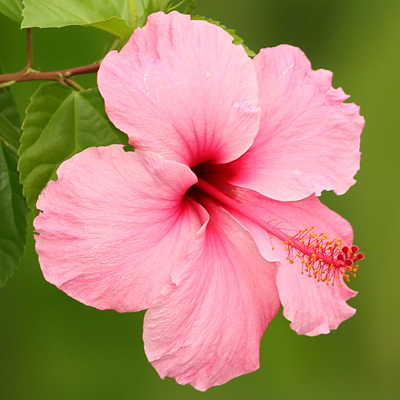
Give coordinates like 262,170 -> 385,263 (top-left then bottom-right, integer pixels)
0,0 -> 364,391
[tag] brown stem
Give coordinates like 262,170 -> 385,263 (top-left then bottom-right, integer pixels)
0,63 -> 100,87
25,28 -> 33,69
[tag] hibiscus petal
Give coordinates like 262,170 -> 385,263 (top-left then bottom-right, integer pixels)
98,12 -> 260,168
217,45 -> 364,201
34,146 -> 206,312
143,202 -> 279,391
276,258 -> 356,336
216,184 -> 357,336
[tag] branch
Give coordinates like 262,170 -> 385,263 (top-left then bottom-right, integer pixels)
0,63 -> 100,87
0,28 -> 100,89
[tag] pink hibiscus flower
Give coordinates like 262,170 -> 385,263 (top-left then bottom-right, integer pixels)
34,12 -> 364,391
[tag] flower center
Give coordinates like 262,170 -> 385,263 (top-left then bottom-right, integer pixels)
194,177 -> 363,287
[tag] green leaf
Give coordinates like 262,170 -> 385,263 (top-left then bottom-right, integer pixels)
22,0 -> 138,38
18,82 -> 128,213
84,16 -> 134,39
0,69 -> 22,128
137,0 -> 194,26
0,113 -> 21,150
0,65 -> 22,150
0,0 -> 23,23
192,16 -> 256,58
141,0 -> 172,14
183,0 -> 196,14
0,140 -> 27,287
127,0 -> 139,28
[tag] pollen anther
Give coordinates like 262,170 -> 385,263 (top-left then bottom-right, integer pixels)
285,228 -> 364,287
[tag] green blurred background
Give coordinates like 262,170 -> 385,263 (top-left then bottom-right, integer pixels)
1,0 -> 399,399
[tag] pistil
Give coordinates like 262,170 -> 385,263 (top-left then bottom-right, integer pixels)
195,177 -> 363,286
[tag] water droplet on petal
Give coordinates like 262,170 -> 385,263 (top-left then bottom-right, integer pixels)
205,71 -> 211,78
233,102 -> 240,109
